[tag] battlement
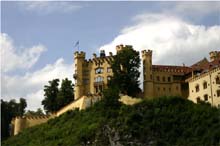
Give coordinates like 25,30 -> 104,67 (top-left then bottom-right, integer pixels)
142,49 -> 152,57
74,51 -> 86,59
116,44 -> 133,53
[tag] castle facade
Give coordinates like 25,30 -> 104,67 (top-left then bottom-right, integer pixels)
74,44 -> 220,107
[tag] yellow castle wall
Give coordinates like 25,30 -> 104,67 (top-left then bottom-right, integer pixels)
188,67 -> 220,107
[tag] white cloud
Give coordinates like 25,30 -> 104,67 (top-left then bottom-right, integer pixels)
20,1 -> 83,14
100,14 -> 220,66
0,33 -> 46,73
100,13 -> 220,89
1,58 -> 74,110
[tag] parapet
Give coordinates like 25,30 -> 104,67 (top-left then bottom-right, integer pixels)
74,51 -> 86,59
142,49 -> 152,57
116,44 -> 133,53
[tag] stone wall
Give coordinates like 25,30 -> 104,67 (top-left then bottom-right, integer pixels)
12,95 -> 101,135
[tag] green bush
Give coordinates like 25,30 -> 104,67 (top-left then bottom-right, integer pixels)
2,97 -> 220,146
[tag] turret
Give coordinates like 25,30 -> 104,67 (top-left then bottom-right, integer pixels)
116,44 -> 133,54
209,51 -> 220,62
142,50 -> 154,98
74,51 -> 86,99
142,50 -> 153,81
14,116 -> 26,135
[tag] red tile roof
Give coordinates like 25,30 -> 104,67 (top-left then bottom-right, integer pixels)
152,65 -> 192,74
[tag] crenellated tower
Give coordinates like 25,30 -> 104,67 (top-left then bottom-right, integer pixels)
142,50 -> 154,98
74,51 -> 86,99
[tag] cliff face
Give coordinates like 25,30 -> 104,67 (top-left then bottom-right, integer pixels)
3,97 -> 220,146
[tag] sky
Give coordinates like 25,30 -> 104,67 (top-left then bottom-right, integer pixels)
1,1 -> 220,111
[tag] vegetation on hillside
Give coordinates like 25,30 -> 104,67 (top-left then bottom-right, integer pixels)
3,96 -> 220,146
42,78 -> 74,113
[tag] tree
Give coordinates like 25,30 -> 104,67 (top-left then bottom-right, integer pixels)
57,78 -> 74,108
42,78 -> 74,113
42,79 -> 60,113
25,108 -> 45,116
109,45 -> 141,97
1,98 -> 27,139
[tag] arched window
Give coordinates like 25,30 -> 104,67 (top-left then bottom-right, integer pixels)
196,97 -> 201,103
107,76 -> 111,81
195,84 -> 199,92
95,67 -> 103,74
203,81 -> 207,89
204,94 -> 208,101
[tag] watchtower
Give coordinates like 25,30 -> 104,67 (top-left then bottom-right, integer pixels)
74,51 -> 86,99
142,50 -> 154,98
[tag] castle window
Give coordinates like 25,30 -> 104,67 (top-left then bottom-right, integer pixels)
216,76 -> 220,84
195,85 -> 199,92
168,77 -> 171,82
196,97 -> 201,103
204,94 -> 208,101
217,90 -> 220,97
176,86 -> 179,90
95,76 -> 104,82
95,68 -> 103,74
83,79 -> 89,84
107,67 -> 111,73
162,77 -> 165,82
150,74 -> 152,80
107,76 -> 111,81
158,87 -> 160,91
157,76 -> 160,81
163,87 -> 166,91
203,81 -> 207,89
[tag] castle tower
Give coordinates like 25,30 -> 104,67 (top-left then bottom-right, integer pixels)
74,51 -> 86,99
14,116 -> 26,135
209,51 -> 220,62
142,50 -> 154,98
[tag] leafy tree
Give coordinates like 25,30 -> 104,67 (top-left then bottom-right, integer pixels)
1,98 -> 27,139
109,45 -> 141,97
57,78 -> 74,108
42,78 -> 74,113
42,79 -> 60,113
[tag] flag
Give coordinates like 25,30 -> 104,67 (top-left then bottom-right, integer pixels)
74,41 -> 79,48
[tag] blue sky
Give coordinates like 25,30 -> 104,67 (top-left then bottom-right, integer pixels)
1,1 -> 220,110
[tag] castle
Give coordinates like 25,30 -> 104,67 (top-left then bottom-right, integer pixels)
11,45 -> 220,135
74,44 -> 220,106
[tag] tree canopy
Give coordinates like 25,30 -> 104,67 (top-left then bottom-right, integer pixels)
109,45 -> 141,97
42,78 -> 74,113
1,98 -> 27,139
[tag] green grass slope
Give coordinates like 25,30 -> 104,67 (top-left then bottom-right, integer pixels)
2,97 -> 220,146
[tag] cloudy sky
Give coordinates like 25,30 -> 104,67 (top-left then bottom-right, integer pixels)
1,1 -> 220,111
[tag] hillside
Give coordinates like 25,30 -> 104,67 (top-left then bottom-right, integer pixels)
2,97 -> 220,146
